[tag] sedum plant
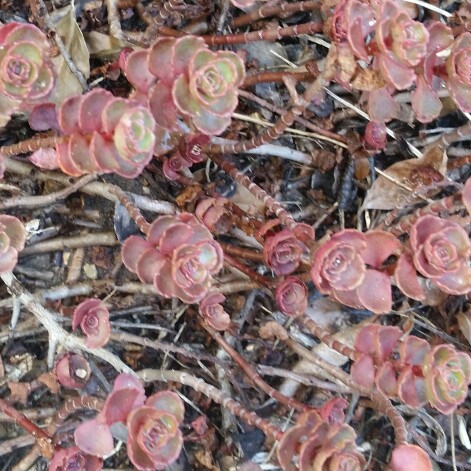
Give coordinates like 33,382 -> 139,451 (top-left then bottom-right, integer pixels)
122,213 -> 224,303
395,214 -> 471,298
311,229 -> 399,313
199,293 -> 231,330
0,22 -> 55,127
55,88 -> 157,178
127,390 -> 185,470
275,277 -> 308,317
123,36 -> 245,135
74,373 -> 184,470
72,298 -> 110,349
351,324 -> 471,414
0,215 -> 26,273
54,352 -> 91,389
277,410 -> 366,471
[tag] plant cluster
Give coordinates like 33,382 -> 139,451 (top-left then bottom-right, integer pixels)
327,0 -> 471,136
121,213 -> 224,303
0,22 -> 55,127
73,373 -> 184,470
351,324 -> 471,414
0,1 -> 470,470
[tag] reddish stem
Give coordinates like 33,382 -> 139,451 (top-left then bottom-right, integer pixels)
299,315 -> 362,361
243,70 -> 314,87
202,22 -> 322,45
0,398 -> 53,458
224,253 -> 274,289
204,325 -> 310,412
232,0 -> 320,27
0,135 -> 58,157
220,242 -> 264,262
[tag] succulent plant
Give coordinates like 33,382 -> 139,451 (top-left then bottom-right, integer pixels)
445,32 -> 471,113
72,299 -> 110,349
351,325 -> 471,413
275,277 -> 308,317
173,46 -> 245,135
0,215 -> 26,273
0,22 -> 55,127
422,344 -> 471,414
387,444 -> 432,471
311,229 -> 399,313
49,446 -> 103,471
127,390 -> 185,470
263,229 -> 307,276
277,410 -> 366,471
124,36 -> 245,135
54,352 -> 91,389
75,373 -> 146,457
364,121 -> 387,150
395,215 -> 471,296
122,213 -> 224,303
199,293 -> 230,330
375,0 -> 428,90
411,22 -> 453,122
56,88 -> 158,178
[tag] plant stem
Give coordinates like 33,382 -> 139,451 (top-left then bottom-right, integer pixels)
232,0 -> 320,27
137,368 -> 284,441
0,136 -> 58,157
299,315 -> 362,361
224,253 -> 273,288
0,398 -> 53,458
0,272 -> 134,375
204,325 -> 310,412
202,21 -> 322,45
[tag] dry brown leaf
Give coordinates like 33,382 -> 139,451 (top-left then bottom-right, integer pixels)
38,371 -> 60,393
8,381 -> 31,405
194,449 -> 219,471
83,31 -> 130,58
49,4 -> 90,104
351,69 -> 385,91
362,146 -> 447,210
457,310 -> 471,345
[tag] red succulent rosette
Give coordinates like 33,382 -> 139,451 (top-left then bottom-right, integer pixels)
0,22 -> 55,126
72,298 -> 110,349
422,344 -> 471,414
446,32 -> 471,114
396,215 -> 471,296
127,391 -> 185,470
375,0 -> 429,90
275,277 -> 308,317
263,229 -> 307,276
311,229 -> 398,313
54,352 -> 91,389
122,213 -> 224,303
277,410 -> 366,471
75,373 -> 146,457
56,88 -> 157,178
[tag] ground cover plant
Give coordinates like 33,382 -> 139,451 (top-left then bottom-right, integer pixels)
0,0 -> 470,469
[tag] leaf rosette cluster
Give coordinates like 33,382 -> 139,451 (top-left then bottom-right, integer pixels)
124,36 -> 245,135
0,22 -> 55,126
351,325 -> 471,414
122,213 -> 224,303
56,88 -> 157,178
